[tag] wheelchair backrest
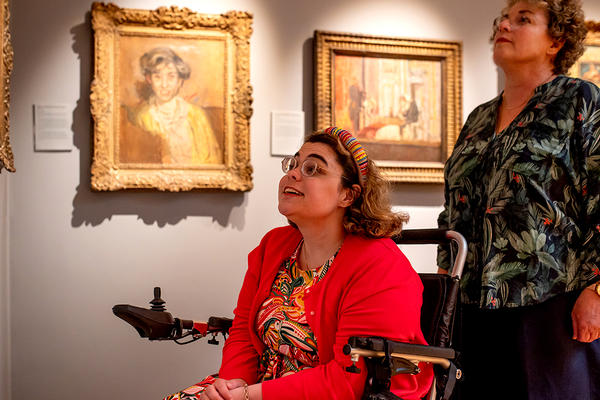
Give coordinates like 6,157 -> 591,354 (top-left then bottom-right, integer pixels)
418,273 -> 459,348
392,229 -> 466,349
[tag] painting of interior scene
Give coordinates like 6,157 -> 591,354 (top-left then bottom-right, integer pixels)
333,54 -> 442,163
117,35 -> 226,168
578,44 -> 600,86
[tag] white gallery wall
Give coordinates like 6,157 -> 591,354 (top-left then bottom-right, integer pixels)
3,0 -> 600,399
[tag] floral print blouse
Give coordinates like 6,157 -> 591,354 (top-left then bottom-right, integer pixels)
256,240 -> 336,380
162,241 -> 336,399
438,76 -> 600,309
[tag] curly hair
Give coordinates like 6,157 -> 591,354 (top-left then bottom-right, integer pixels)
139,47 -> 191,80
305,132 -> 408,238
494,0 -> 587,74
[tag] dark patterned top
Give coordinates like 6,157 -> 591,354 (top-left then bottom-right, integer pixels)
256,240 -> 336,380
438,76 -> 600,309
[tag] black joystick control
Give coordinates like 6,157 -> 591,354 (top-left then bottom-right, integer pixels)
150,287 -> 166,311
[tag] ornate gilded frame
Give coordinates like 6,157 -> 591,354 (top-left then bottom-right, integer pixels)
314,31 -> 462,183
0,0 -> 13,172
569,21 -> 600,87
90,3 -> 253,191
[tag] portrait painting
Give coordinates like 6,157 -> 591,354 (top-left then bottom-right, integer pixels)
118,41 -> 225,166
90,3 -> 253,191
314,31 -> 462,183
570,21 -> 600,86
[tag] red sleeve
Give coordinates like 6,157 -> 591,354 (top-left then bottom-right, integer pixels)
218,240 -> 264,384
262,242 -> 433,400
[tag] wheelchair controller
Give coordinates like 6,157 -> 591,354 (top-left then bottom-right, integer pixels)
112,287 -> 233,345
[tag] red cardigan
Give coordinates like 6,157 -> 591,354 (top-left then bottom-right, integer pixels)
219,226 -> 433,400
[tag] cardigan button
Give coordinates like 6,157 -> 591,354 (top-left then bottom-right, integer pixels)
310,311 -> 315,316
306,288 -> 310,293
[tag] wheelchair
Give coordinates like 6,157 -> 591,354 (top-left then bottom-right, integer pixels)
113,229 -> 466,400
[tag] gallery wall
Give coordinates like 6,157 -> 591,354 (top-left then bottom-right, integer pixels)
3,0 -> 600,399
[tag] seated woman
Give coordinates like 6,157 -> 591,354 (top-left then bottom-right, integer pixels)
164,127 -> 433,400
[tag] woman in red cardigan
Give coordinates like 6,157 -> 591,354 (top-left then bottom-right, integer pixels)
164,127 -> 433,400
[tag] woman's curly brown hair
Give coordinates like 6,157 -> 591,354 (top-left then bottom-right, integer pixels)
494,0 -> 587,74
305,131 -> 408,239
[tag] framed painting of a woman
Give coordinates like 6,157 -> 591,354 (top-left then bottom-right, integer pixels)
125,46 -> 221,166
90,3 -> 253,191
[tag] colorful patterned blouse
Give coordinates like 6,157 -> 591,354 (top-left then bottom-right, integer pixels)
163,241 -> 336,399
256,240 -> 335,381
162,376 -> 217,400
438,76 -> 600,309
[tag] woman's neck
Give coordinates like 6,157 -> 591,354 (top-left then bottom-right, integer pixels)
297,222 -> 345,270
501,65 -> 556,107
494,65 -> 556,134
151,95 -> 180,113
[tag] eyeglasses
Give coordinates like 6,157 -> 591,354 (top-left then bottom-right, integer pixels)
281,156 -> 352,182
493,11 -> 540,33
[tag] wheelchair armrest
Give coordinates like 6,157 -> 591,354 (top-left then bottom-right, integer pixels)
348,337 -> 463,400
344,336 -> 456,369
113,288 -> 233,343
207,316 -> 233,333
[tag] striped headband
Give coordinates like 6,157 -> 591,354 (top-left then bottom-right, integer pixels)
323,127 -> 368,186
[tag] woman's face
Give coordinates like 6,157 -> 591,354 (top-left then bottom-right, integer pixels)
147,62 -> 182,104
492,1 -> 560,71
278,142 -> 353,227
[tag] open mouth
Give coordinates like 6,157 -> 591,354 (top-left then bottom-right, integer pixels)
283,187 -> 303,196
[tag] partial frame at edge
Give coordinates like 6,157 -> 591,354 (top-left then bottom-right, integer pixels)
0,0 -> 14,173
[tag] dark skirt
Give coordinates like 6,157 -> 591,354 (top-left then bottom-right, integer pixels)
456,291 -> 600,400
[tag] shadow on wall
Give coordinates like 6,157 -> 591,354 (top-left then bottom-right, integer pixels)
69,15 -> 247,229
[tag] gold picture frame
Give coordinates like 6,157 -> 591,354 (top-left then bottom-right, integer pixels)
569,21 -> 600,87
90,3 -> 253,191
314,31 -> 462,183
0,0 -> 13,173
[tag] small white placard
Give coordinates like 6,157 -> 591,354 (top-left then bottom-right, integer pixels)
33,104 -> 72,151
271,111 -> 304,156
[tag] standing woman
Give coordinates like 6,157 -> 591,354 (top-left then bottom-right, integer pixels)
438,1 -> 600,399
165,127 -> 433,400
